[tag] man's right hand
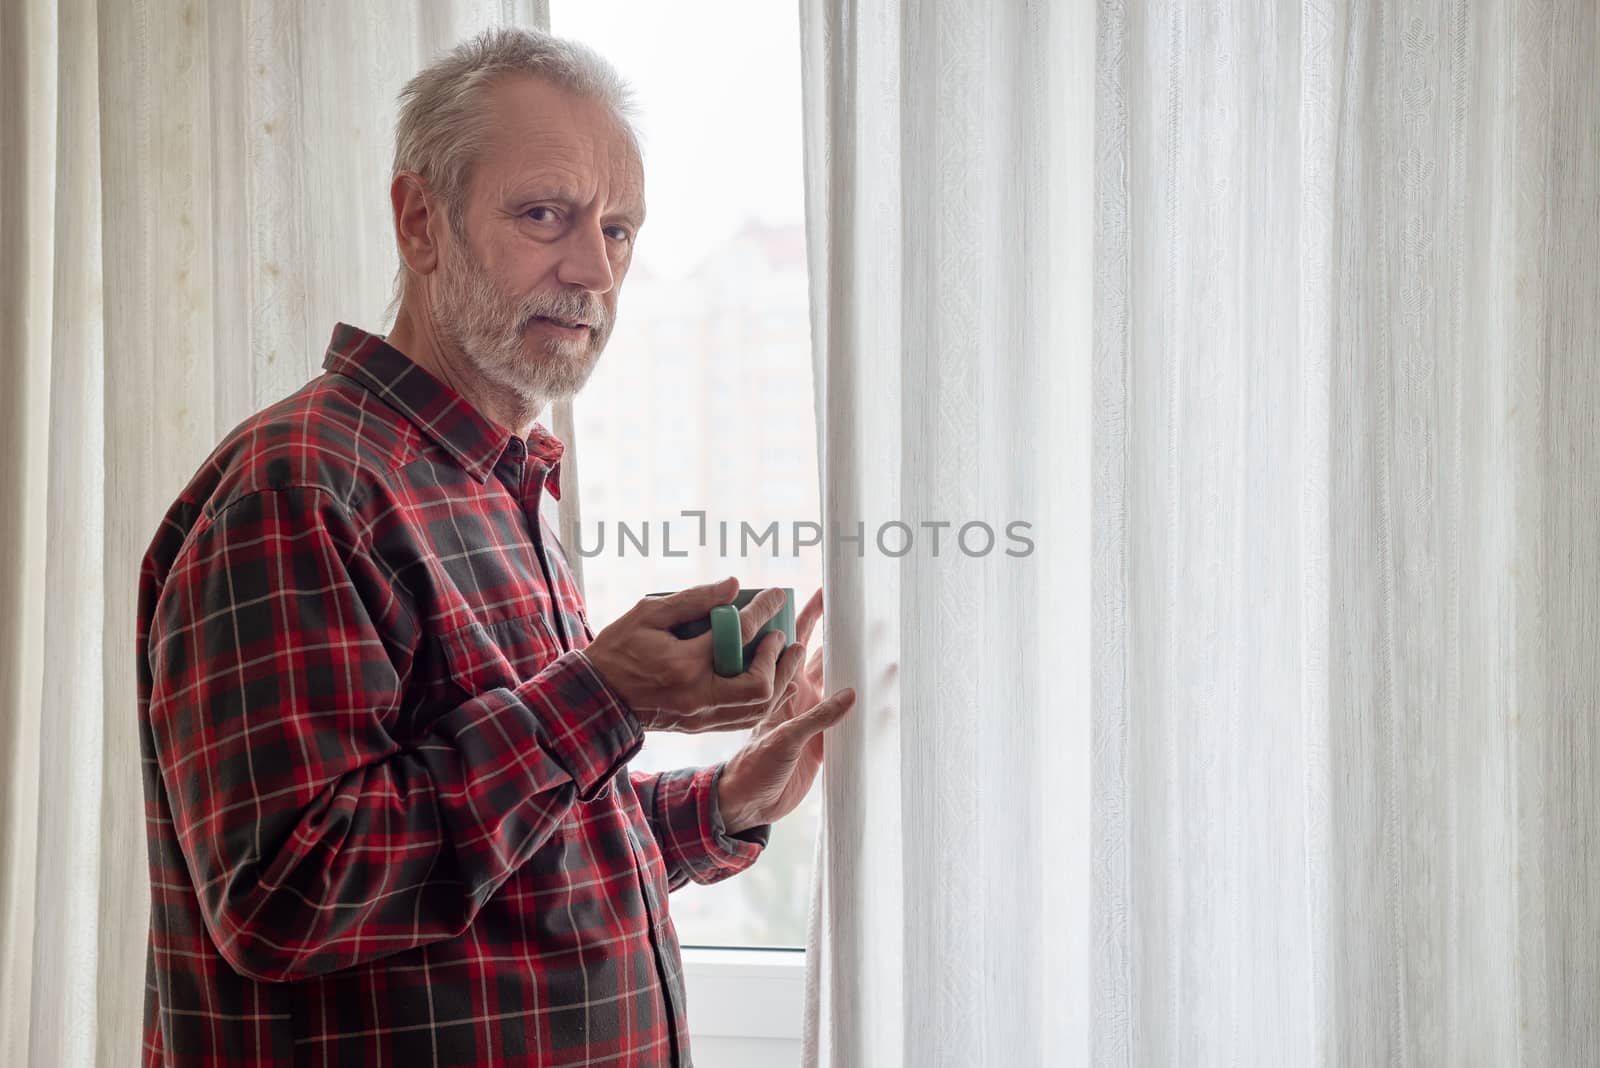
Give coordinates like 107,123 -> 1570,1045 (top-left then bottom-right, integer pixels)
581,577 -> 808,734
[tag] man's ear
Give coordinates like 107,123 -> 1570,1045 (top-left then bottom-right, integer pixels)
391,171 -> 441,277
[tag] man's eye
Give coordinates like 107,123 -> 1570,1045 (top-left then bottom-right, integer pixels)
525,207 -> 558,222
604,226 -> 633,243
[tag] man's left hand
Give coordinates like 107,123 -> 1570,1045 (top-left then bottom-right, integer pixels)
717,588 -> 855,835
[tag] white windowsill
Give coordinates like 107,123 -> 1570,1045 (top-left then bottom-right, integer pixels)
682,946 -> 807,1041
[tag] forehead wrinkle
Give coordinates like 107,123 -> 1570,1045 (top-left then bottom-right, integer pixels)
469,79 -> 645,224
493,149 -> 643,220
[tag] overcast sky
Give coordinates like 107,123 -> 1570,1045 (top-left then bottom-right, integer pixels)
551,1 -> 807,280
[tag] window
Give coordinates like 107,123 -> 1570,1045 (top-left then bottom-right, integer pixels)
550,2 -> 820,957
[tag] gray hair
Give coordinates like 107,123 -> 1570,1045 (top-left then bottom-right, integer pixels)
386,26 -> 638,320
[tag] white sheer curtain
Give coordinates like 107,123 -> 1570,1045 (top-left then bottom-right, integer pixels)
800,1 -> 1599,1065
0,3 -> 562,1065
798,2 -> 1089,1065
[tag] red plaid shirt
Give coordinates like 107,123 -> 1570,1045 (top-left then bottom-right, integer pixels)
137,323 -> 768,1067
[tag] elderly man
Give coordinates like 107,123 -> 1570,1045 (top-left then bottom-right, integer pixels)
136,26 -> 853,1068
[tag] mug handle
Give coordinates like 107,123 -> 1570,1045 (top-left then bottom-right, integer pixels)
708,603 -> 746,677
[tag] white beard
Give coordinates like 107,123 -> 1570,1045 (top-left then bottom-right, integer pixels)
432,233 -> 613,411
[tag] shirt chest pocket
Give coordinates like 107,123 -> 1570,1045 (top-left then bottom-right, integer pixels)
433,612 -> 614,809
436,612 -> 565,704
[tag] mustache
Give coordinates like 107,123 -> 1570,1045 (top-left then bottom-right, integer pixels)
516,289 -> 610,332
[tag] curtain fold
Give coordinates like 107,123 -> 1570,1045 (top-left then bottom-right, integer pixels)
0,3 -> 551,1064
799,1 -> 1090,1065
801,0 -> 1599,1064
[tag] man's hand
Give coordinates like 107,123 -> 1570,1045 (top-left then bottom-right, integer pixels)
717,687 -> 857,835
582,577 -> 809,734
716,587 -> 858,835
788,588 -> 826,723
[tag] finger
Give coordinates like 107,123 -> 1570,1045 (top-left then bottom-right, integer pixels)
675,689 -> 786,732
713,674 -> 804,732
645,576 -> 741,625
804,645 -> 824,685
735,587 -> 790,644
754,682 -> 801,739
768,690 -> 855,757
774,639 -> 807,695
779,681 -> 809,725
768,688 -> 856,754
796,587 -> 824,645
749,626 -> 788,678
702,629 -> 786,707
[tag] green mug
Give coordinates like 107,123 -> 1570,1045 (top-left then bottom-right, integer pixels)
651,587 -> 796,677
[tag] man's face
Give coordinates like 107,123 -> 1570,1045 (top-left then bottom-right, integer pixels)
431,76 -> 645,407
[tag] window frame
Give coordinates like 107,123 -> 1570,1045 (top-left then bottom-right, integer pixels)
682,946 -> 807,1043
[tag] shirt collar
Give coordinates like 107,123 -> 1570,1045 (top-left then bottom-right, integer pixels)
321,322 -> 566,498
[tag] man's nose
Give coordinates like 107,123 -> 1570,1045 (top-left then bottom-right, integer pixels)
555,219 -> 615,294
